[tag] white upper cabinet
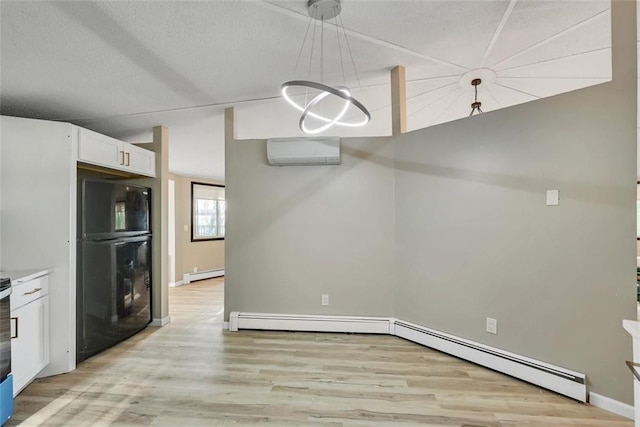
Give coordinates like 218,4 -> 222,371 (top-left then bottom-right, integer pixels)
78,127 -> 122,168
78,127 -> 156,177
125,142 -> 156,177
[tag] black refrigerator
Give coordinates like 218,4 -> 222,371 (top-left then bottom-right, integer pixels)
77,179 -> 152,363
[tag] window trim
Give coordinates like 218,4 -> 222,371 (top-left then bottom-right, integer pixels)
191,182 -> 225,242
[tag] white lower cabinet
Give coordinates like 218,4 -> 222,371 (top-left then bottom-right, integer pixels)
10,275 -> 50,396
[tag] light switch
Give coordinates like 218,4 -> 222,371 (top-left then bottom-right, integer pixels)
546,189 -> 559,206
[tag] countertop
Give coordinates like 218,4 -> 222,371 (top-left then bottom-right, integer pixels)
0,268 -> 52,285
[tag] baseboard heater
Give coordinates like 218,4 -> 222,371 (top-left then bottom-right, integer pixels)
228,312 -> 586,402
183,268 -> 224,284
393,320 -> 586,402
229,312 -> 392,334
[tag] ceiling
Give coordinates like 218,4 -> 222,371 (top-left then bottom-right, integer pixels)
0,1 -> 615,182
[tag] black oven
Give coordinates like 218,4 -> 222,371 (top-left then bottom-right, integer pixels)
0,278 -> 11,383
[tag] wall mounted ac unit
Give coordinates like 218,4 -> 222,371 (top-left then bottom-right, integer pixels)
267,137 -> 341,166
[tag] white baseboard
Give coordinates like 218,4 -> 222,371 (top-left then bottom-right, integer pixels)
222,321 -> 229,330
149,316 -> 171,327
589,392 -> 634,420
169,280 -> 184,288
228,312 -> 587,403
183,269 -> 224,284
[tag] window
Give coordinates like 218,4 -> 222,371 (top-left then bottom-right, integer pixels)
115,201 -> 126,231
192,183 -> 225,241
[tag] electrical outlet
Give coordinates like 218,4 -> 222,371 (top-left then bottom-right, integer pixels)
486,317 -> 498,334
321,294 -> 329,306
184,224 -> 189,232
546,189 -> 559,206
193,267 -> 198,273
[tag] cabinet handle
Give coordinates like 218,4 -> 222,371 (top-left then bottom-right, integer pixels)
120,151 -> 125,165
10,317 -> 18,339
23,287 -> 42,296
125,152 -> 130,166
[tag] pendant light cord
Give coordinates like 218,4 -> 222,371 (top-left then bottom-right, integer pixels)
321,15 -> 324,85
338,12 -> 362,90
334,6 -> 346,87
293,16 -> 314,78
469,78 -> 483,116
306,14 -> 319,105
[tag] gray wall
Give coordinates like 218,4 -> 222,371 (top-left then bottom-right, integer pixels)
225,0 -> 636,404
136,126 -> 169,322
394,90 -> 636,402
225,134 -> 396,318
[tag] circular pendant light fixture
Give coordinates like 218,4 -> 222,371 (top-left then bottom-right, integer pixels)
281,0 -> 371,134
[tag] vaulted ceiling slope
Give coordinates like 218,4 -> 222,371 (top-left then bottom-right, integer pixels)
0,1 -> 612,181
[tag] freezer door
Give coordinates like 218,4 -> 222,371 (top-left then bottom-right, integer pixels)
81,180 -> 151,238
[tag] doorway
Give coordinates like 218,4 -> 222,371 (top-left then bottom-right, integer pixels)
169,179 -> 176,287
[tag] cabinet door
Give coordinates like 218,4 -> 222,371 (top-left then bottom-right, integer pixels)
125,143 -> 156,177
78,127 -> 124,169
11,297 -> 48,396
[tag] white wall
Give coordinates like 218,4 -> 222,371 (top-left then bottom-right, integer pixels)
1,116 -> 77,376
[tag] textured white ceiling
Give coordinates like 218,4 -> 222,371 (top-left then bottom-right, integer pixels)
0,0 -> 614,181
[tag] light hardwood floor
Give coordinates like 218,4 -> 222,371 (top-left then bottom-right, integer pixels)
8,278 -> 633,426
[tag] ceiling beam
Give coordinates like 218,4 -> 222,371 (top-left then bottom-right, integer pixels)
391,66 -> 407,135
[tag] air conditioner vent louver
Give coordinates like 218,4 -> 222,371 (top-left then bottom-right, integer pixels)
267,137 -> 341,166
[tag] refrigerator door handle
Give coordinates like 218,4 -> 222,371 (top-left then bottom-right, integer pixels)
90,237 -> 120,242
116,235 -> 152,244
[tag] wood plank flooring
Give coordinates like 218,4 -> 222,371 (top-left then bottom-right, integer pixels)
7,278 -> 633,426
